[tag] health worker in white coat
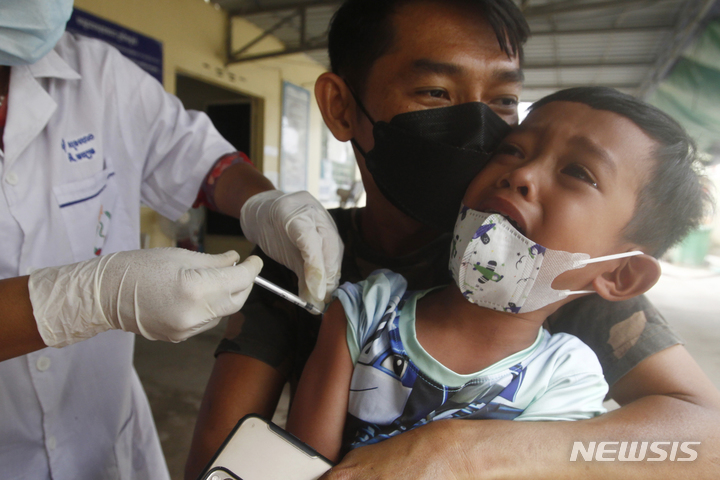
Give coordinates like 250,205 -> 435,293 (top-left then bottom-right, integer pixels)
0,1 -> 343,479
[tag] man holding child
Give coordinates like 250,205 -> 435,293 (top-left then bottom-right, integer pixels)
187,1 -> 720,478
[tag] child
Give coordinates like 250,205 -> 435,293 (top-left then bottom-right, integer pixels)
285,87 -> 709,461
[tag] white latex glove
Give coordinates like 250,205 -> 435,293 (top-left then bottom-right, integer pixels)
240,190 -> 343,309
28,248 -> 263,347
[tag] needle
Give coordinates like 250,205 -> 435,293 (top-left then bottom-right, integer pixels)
253,276 -> 323,315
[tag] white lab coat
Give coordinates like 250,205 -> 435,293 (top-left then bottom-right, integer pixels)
0,33 -> 234,479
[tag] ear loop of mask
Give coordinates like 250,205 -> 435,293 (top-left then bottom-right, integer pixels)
342,79 -> 376,159
564,250 -> 645,296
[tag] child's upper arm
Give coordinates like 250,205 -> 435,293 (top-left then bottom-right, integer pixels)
286,299 -> 354,462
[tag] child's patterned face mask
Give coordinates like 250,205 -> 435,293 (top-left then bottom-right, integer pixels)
449,206 -> 642,313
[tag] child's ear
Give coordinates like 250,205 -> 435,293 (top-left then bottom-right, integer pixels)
315,72 -> 356,142
592,254 -> 661,302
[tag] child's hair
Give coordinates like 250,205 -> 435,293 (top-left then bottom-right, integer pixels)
530,86 -> 711,257
328,0 -> 530,95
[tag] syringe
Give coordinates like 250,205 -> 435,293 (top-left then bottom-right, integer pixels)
253,276 -> 323,315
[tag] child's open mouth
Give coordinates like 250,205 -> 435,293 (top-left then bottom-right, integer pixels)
487,210 -> 525,236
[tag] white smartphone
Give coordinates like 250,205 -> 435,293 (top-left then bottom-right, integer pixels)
198,415 -> 334,480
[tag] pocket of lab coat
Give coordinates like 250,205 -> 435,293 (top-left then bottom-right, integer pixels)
53,159 -> 118,262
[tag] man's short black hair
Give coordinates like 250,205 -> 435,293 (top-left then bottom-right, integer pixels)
328,0 -> 530,95
530,86 -> 711,258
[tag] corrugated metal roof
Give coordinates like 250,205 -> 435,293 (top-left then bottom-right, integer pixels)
216,0 -> 718,100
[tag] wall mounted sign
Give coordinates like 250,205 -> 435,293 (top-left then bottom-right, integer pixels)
66,8 -> 163,84
279,82 -> 310,193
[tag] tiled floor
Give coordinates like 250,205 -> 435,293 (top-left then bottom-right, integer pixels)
134,258 -> 720,479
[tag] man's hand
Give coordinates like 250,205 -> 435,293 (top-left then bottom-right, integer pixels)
240,190 -> 343,309
29,248 -> 262,346
321,421 -> 469,480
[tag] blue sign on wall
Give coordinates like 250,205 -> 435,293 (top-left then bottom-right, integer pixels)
65,8 -> 164,84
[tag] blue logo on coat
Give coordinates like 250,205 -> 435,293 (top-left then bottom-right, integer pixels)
62,133 -> 97,162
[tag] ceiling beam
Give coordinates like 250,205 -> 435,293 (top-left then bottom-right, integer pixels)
227,2 -> 331,64
523,82 -> 640,90
223,0 -> 691,74
230,9 -> 300,58
638,0 -> 718,97
228,53 -> 656,68
523,60 -> 654,69
228,0 -> 340,17
227,43 -> 328,65
524,0 -> 663,18
228,0 -> 664,18
530,25 -> 672,37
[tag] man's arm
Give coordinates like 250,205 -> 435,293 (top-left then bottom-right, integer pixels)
184,320 -> 288,480
322,344 -> 720,479
286,300 -> 354,462
185,242 -> 302,480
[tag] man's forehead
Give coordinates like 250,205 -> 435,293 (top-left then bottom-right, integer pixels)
382,3 -> 522,78
392,1 -> 503,52
409,58 -> 524,83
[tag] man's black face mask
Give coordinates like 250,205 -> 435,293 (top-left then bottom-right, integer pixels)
351,98 -> 512,231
